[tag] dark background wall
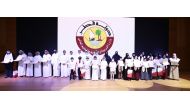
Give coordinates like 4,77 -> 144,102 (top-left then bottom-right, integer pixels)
16,17 -> 57,55
135,18 -> 169,55
169,18 -> 190,72
0,17 -> 16,73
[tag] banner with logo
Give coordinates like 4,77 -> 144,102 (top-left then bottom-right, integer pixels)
58,17 -> 135,57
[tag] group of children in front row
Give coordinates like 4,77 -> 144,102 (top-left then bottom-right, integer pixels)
1,50 -> 180,81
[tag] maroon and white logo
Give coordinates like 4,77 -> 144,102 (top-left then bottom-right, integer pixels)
76,20 -> 114,55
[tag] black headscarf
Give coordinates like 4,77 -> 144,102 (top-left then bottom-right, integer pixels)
104,52 -> 111,64
112,51 -> 121,63
123,53 -> 130,61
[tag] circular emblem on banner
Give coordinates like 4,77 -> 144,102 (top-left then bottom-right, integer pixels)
76,20 -> 114,55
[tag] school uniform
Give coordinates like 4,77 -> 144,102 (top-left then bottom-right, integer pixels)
133,59 -> 142,80
68,60 -> 76,80
117,60 -> 124,79
141,61 -> 149,80
76,60 -> 84,80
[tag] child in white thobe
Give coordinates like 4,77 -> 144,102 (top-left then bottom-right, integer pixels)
117,57 -> 124,79
109,59 -> 117,80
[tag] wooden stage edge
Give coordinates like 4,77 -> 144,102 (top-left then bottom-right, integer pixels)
0,72 -> 190,91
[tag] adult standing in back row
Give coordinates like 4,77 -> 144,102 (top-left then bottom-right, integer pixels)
104,52 -> 111,79
34,51 -> 42,77
112,51 -> 121,79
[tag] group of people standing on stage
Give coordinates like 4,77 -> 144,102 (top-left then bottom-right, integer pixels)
1,49 -> 180,81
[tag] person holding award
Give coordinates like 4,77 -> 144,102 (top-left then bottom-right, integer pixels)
14,50 -> 27,77
1,50 -> 14,78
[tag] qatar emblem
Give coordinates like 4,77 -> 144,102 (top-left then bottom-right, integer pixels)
76,20 -> 114,55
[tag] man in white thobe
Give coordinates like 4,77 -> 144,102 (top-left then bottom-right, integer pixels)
34,51 -> 42,77
100,57 -> 108,80
59,50 -> 69,77
15,50 -> 27,77
92,51 -> 103,78
25,52 -> 34,77
1,50 -> 14,78
51,50 -> 60,77
42,50 -> 52,77
84,56 -> 91,80
91,56 -> 100,81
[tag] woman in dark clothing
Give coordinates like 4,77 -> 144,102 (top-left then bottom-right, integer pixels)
104,52 -> 112,79
123,53 -> 130,80
112,51 -> 121,63
123,53 -> 129,62
105,52 -> 112,64
112,51 -> 121,79
132,53 -> 136,59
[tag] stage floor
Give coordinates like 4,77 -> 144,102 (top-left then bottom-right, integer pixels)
0,72 -> 190,91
